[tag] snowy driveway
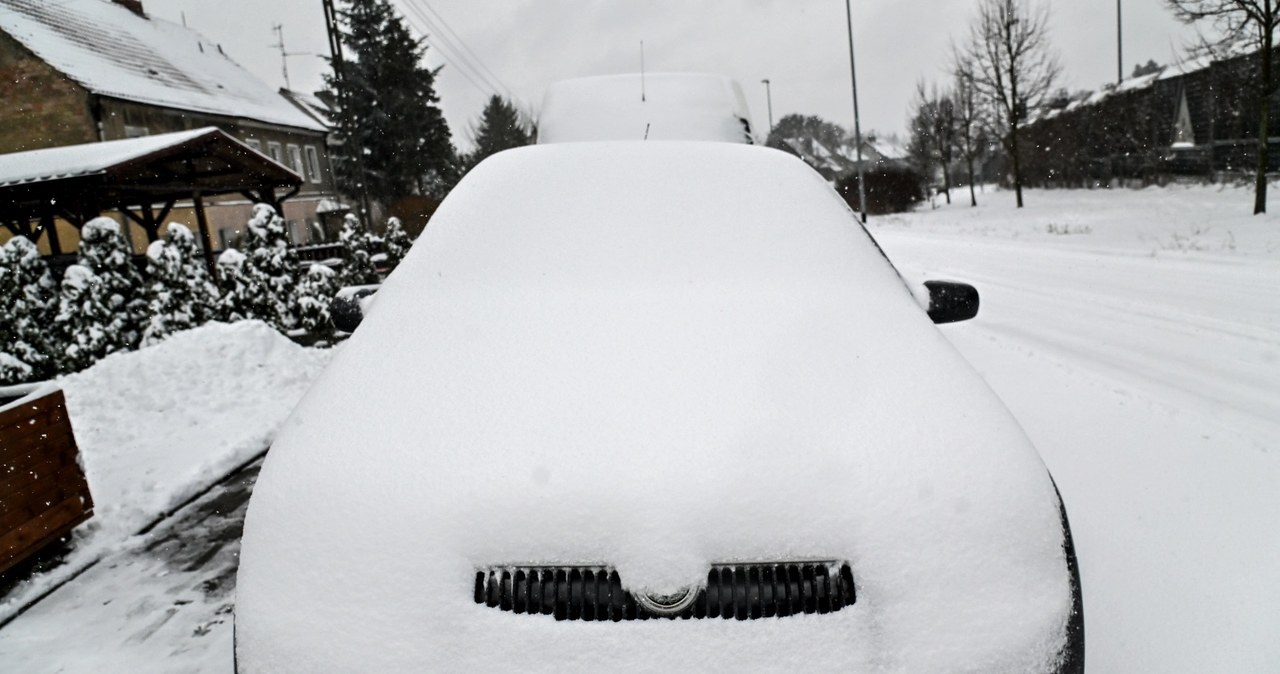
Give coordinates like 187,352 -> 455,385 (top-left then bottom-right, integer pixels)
0,461 -> 258,673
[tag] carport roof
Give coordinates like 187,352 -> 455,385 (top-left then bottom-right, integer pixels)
0,127 -> 301,207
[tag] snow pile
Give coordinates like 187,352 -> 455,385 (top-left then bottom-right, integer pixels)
238,143 -> 1070,672
0,321 -> 332,622
538,73 -> 755,144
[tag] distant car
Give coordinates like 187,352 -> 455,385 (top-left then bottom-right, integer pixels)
236,141 -> 1083,673
537,72 -> 756,144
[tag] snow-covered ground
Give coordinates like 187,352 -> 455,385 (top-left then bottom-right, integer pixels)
0,322 -> 332,626
874,184 -> 1280,673
0,184 -> 1276,672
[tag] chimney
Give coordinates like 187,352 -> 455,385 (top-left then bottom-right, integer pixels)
111,0 -> 146,17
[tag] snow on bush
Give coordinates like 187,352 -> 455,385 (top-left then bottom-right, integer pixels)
381,216 -> 412,272
142,223 -> 218,346
240,204 -> 299,331
51,265 -> 118,374
76,217 -> 147,350
0,321 -> 334,623
215,247 -> 254,322
294,263 -> 339,337
338,213 -> 381,286
0,236 -> 56,384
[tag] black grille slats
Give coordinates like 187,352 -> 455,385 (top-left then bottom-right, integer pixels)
475,562 -> 855,621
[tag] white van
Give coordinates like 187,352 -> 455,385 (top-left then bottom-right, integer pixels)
537,73 -> 756,144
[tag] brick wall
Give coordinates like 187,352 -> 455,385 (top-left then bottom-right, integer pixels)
0,32 -> 97,153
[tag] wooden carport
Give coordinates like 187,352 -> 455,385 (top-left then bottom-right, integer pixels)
0,128 -> 302,278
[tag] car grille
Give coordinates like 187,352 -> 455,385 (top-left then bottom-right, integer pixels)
474,561 -> 855,621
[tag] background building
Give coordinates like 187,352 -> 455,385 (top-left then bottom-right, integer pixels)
0,0 -> 340,255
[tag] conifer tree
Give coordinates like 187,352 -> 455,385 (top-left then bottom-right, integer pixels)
381,216 -> 412,273
141,223 -> 218,345
215,248 -> 254,323
295,263 -> 340,337
0,237 -> 57,384
338,213 -> 381,286
240,204 -> 299,331
77,217 -> 147,349
465,95 -> 533,171
326,0 -> 458,207
52,265 -> 116,374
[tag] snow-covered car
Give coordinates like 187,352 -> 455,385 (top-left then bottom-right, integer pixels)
537,72 -> 756,144
235,141 -> 1083,673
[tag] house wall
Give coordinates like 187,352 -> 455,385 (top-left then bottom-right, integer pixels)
0,32 -> 97,153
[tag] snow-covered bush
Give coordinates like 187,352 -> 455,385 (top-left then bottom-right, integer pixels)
142,223 -> 218,345
338,213 -> 381,286
294,263 -> 339,337
77,217 -> 147,350
215,248 -> 254,323
52,265 -> 118,374
239,204 -> 299,331
0,236 -> 57,384
381,216 -> 412,273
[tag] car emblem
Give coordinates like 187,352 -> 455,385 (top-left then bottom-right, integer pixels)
633,586 -> 699,617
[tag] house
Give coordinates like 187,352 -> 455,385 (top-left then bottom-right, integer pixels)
1021,46 -> 1280,186
0,0 -> 340,255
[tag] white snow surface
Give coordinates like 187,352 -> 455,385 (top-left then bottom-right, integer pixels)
0,321 -> 332,623
237,143 -> 1070,673
538,73 -> 755,144
873,185 -> 1280,673
0,0 -> 322,132
0,128 -> 212,188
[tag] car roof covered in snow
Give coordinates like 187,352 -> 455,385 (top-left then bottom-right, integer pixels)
239,141 -> 1069,672
538,73 -> 755,144
0,0 -> 324,132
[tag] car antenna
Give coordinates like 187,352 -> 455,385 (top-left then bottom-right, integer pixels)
644,123 -> 650,140
640,40 -> 646,102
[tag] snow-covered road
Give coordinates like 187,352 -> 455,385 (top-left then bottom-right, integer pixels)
877,187 -> 1280,673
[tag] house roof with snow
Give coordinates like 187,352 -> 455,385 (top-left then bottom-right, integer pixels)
0,0 -> 324,132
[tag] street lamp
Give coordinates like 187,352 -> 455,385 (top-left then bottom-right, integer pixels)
844,0 -> 867,223
761,78 -> 774,135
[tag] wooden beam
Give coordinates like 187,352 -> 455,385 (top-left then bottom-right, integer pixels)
193,191 -> 218,282
41,204 -> 62,256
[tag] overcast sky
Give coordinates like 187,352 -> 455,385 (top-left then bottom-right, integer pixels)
151,0 -> 1199,151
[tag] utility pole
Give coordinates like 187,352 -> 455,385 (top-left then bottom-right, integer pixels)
322,0 -> 343,68
761,78 -> 774,134
844,0 -> 867,223
1117,0 -> 1123,85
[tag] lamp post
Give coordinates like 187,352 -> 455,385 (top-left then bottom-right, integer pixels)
761,78 -> 774,135
1117,0 -> 1123,85
844,0 -> 867,223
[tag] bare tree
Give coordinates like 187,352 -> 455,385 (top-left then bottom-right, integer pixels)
965,0 -> 1062,208
907,82 -> 959,205
1167,0 -> 1280,214
953,55 -> 985,207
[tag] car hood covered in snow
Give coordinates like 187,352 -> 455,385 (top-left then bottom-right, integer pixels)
237,143 -> 1071,672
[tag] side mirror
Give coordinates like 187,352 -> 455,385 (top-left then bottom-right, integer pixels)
330,285 -> 380,333
924,280 -> 979,324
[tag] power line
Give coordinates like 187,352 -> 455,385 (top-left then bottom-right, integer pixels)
414,0 -> 514,99
392,0 -> 499,98
396,0 -> 515,102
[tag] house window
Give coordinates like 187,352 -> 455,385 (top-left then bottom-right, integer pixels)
287,144 -> 305,176
246,138 -> 263,154
304,145 -> 322,183
267,141 -> 284,164
124,125 -> 149,138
